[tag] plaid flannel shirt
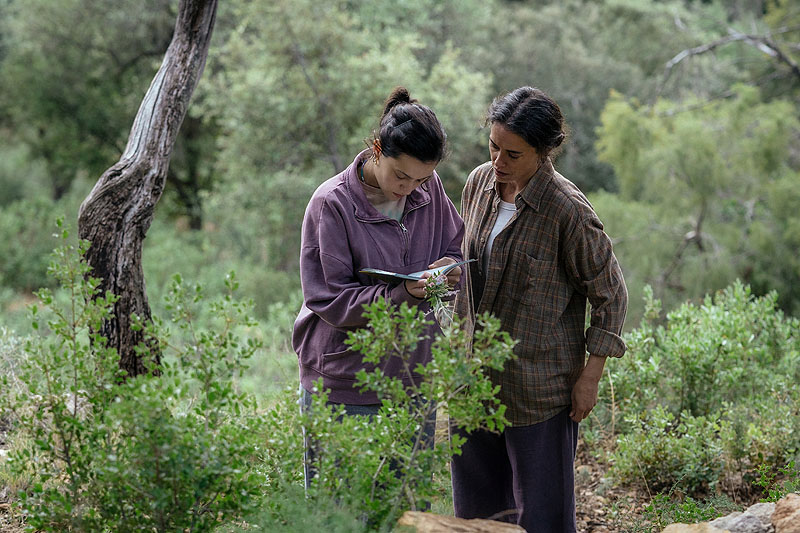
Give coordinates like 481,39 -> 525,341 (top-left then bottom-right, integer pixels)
455,160 -> 627,426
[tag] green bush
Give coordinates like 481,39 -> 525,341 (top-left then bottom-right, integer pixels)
719,392 -> 800,475
600,282 -> 800,498
142,219 -> 301,323
611,406 -> 724,494
236,291 -> 302,399
0,141 -> 49,208
0,225 -> 266,532
222,483 -> 369,533
0,199 -> 66,292
259,298 -> 516,530
639,492 -> 739,533
753,460 -> 800,502
604,282 -> 800,423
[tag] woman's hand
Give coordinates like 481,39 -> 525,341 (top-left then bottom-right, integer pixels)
428,256 -> 461,287
569,355 -> 606,423
404,278 -> 428,299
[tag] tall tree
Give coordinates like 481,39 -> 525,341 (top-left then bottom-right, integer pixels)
0,0 -> 217,227
78,0 -> 218,377
595,85 -> 800,316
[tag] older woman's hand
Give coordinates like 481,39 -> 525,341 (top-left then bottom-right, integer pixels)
569,355 -> 606,422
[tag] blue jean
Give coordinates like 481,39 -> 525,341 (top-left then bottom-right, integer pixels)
450,408 -> 579,533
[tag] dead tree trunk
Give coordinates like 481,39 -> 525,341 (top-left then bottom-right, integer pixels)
78,0 -> 218,378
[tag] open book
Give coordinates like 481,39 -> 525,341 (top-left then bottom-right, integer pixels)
359,259 -> 475,284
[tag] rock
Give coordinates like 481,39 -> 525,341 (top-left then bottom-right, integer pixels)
772,494 -> 800,533
710,512 -> 742,529
397,511 -> 526,532
710,502 -> 777,533
708,513 -> 771,533
745,503 -> 777,528
661,524 -> 729,532
662,524 -> 730,532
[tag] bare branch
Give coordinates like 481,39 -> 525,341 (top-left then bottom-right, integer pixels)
655,26 -> 800,101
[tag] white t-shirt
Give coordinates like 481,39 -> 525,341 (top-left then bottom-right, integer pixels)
482,199 -> 516,273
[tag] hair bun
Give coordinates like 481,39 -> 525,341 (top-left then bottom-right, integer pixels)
553,131 -> 565,147
382,86 -> 416,118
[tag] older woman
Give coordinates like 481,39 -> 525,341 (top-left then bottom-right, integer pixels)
452,86 -> 628,532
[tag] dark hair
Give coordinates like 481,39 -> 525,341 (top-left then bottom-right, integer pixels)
487,86 -> 566,156
374,87 -> 446,163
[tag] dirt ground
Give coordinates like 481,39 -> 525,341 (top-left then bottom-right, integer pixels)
575,443 -> 641,532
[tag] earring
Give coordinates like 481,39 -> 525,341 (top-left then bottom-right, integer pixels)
372,138 -> 382,163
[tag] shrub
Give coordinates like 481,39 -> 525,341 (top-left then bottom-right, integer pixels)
719,391 -> 800,475
611,405 -> 724,494
0,224 -> 266,532
599,282 -> 800,426
601,282 -> 800,499
259,298 -> 516,530
754,460 -> 800,502
641,492 -> 739,533
0,199 -> 65,292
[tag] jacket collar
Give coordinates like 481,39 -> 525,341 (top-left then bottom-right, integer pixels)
347,149 -> 432,222
482,158 -> 555,212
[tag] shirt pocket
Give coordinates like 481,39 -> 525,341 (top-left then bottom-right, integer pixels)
506,251 -> 557,305
510,251 -> 572,323
503,252 -> 568,351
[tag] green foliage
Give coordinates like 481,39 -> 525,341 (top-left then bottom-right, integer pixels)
0,227 -> 266,532
609,282 -> 799,420
0,140 -> 49,207
754,460 -> 800,502
611,406 -> 724,493
205,0 -> 491,208
595,85 -> 800,315
222,484 -> 369,533
600,282 -> 800,497
142,219 -> 301,321
487,0 -> 732,192
0,199 -> 67,292
261,299 -> 516,530
0,0 -> 172,197
641,492 -> 739,533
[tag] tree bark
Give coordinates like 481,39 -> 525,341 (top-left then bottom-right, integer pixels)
78,0 -> 218,378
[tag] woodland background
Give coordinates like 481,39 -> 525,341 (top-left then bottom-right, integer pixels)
0,0 -> 798,531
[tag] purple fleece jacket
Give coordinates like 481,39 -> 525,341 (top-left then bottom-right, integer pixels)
292,150 -> 464,404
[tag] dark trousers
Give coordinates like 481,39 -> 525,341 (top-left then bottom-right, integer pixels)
450,408 -> 579,533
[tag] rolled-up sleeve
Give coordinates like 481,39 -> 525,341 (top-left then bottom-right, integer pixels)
564,214 -> 628,358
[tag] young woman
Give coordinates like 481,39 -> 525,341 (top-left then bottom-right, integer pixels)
452,86 -> 628,532
292,87 -> 463,481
